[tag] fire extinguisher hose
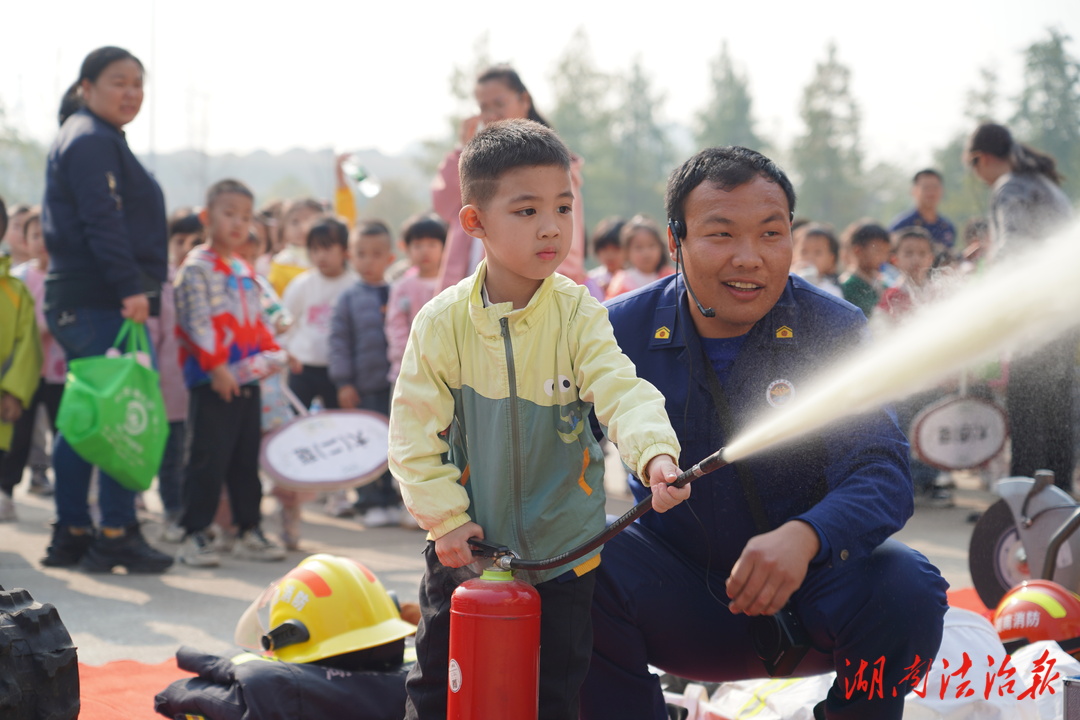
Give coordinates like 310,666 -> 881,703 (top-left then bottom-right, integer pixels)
476,447 -> 728,571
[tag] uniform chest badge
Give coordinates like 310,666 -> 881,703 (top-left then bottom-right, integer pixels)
654,326 -> 671,340
775,325 -> 793,339
766,379 -> 795,408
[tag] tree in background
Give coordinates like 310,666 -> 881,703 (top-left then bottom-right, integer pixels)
0,101 -> 46,205
548,28 -> 621,232
612,57 -> 672,222
933,67 -> 1002,231
790,42 -> 867,228
695,41 -> 767,153
1012,28 -> 1080,199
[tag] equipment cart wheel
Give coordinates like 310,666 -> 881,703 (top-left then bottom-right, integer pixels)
969,499 -> 1032,609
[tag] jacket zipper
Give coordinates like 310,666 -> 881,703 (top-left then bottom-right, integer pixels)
500,316 -> 529,558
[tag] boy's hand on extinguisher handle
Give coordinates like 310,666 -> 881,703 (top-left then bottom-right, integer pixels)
435,522 -> 485,568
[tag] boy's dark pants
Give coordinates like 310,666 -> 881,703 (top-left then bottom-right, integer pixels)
405,542 -> 596,720
288,365 -> 339,410
354,387 -> 397,511
0,379 -> 62,494
180,384 -> 263,534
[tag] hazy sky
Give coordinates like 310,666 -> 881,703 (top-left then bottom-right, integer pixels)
3,0 -> 1078,170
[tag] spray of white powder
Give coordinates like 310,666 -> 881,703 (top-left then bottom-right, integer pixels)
723,221 -> 1080,463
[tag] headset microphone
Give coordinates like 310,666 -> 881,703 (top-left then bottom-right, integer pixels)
668,219 -> 716,319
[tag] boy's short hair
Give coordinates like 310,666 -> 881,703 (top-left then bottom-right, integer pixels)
401,213 -> 447,247
892,225 -> 934,252
912,168 -> 943,184
803,225 -> 839,260
307,218 -> 349,251
169,212 -> 203,237
0,195 -> 7,239
459,119 -> 572,207
205,179 -> 254,208
848,222 -> 891,248
351,220 -> 394,250
591,216 -> 625,254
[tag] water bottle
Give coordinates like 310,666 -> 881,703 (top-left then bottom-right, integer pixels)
309,397 -> 324,414
341,153 -> 383,198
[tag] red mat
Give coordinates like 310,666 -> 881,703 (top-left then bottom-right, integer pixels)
947,586 -> 994,620
79,657 -> 187,720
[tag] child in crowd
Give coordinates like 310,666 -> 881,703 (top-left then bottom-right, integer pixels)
0,204 -> 33,265
282,218 -> 357,411
0,196 -> 44,522
280,218 -> 358,517
877,227 -> 935,317
174,179 -> 285,567
585,216 -> 625,297
167,212 -> 204,268
388,119 -> 686,720
150,214 -> 202,542
385,214 -> 446,383
791,224 -> 843,297
2,211 -> 64,518
876,226 -> 953,505
329,220 -> 401,527
267,198 -> 324,296
605,214 -> 674,299
839,221 -> 892,317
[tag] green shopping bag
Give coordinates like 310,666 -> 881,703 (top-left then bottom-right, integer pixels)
56,320 -> 167,492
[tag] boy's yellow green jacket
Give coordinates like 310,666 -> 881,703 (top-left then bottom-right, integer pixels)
0,255 -> 43,450
388,262 -> 680,584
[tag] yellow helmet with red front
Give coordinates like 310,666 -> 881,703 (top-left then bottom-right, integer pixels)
992,579 -> 1080,646
237,553 -> 416,664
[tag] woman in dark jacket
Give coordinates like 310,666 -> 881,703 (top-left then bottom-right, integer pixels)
40,46 -> 173,573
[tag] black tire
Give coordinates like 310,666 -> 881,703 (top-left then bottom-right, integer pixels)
969,499 -> 1031,609
0,585 -> 80,720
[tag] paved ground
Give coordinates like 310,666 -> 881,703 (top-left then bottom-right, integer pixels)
0,462 -> 997,667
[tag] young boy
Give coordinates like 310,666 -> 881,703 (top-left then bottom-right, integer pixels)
388,119 -> 687,720
585,216 -> 625,296
174,179 -> 285,567
840,221 -> 891,317
385,214 -> 446,383
877,226 -> 935,317
0,196 -> 44,522
329,220 -> 399,527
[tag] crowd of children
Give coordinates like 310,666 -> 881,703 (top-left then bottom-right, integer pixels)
0,166 -> 450,564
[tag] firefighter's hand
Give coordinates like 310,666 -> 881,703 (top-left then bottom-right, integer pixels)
646,454 -> 688,513
435,522 -> 484,569
726,520 -> 820,616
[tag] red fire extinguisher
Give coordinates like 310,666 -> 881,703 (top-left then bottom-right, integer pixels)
447,567 -> 541,720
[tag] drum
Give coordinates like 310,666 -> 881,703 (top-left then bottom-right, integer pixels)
260,409 -> 390,492
910,395 -> 1009,471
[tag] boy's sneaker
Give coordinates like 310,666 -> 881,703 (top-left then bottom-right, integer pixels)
360,506 -> 401,528
324,490 -> 354,518
41,524 -> 94,567
160,522 -> 186,544
179,531 -> 221,567
28,471 -> 54,497
79,525 -> 174,573
0,493 -> 16,522
233,527 -> 286,562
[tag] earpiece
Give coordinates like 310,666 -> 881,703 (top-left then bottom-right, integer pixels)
667,219 -> 686,247
668,217 -> 715,319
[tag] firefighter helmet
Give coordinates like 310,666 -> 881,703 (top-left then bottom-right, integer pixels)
992,579 -> 1080,645
235,553 -> 416,663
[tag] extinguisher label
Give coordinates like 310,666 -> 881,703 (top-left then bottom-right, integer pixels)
448,659 -> 462,693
